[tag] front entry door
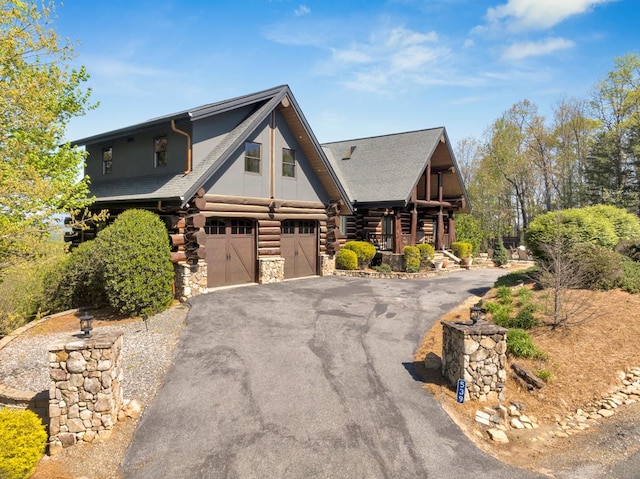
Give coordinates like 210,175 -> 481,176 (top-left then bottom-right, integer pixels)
205,219 -> 256,287
281,220 -> 318,279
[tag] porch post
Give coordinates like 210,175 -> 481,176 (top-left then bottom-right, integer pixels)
436,210 -> 444,250
448,214 -> 456,245
410,204 -> 417,246
426,163 -> 431,201
394,208 -> 403,254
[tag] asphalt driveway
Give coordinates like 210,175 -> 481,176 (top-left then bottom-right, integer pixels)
123,270 -> 545,478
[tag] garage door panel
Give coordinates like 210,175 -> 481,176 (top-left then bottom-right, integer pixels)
282,221 -> 317,279
228,237 -> 255,285
205,219 -> 256,287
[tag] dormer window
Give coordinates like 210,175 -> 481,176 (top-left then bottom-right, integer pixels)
244,142 -> 261,174
102,147 -> 112,175
154,136 -> 167,167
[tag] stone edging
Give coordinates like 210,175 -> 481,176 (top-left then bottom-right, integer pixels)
0,309 -> 80,411
333,265 -> 465,279
478,367 -> 640,444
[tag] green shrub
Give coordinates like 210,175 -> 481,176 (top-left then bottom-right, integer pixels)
619,258 -> 640,294
451,241 -> 473,259
454,214 -> 482,256
537,369 -> 553,382
403,246 -> 421,273
490,305 -> 513,327
495,285 -> 513,304
507,329 -> 545,358
525,208 -> 619,260
0,243 -> 67,336
99,210 -> 174,317
373,263 -> 392,273
336,248 -> 358,270
586,205 -> 640,240
342,241 -> 376,269
512,303 -> 539,329
571,243 -> 623,290
492,238 -> 509,266
515,287 -> 534,305
416,243 -> 435,267
0,409 -> 47,479
43,239 -> 108,313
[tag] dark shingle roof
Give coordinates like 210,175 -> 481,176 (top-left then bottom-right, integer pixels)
87,99 -> 275,206
322,128 -> 445,205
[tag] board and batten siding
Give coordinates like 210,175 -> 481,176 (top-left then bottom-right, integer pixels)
201,111 -> 330,204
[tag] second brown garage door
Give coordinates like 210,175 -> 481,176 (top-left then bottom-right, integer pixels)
281,220 -> 318,279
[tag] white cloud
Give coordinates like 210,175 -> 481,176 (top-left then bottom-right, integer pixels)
294,5 -> 310,16
485,0 -> 615,31
317,26 -> 450,93
502,37 -> 575,60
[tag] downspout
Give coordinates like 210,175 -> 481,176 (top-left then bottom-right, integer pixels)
171,120 -> 192,175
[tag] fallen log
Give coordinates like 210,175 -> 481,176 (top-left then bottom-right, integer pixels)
511,362 -> 544,389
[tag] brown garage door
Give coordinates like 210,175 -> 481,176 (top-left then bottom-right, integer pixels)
281,220 -> 317,279
205,219 -> 256,288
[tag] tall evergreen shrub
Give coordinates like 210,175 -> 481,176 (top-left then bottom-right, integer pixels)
99,210 -> 174,316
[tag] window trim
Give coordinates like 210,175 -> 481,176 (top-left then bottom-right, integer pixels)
282,147 -> 296,178
244,141 -> 262,174
154,135 -> 168,168
102,147 -> 113,175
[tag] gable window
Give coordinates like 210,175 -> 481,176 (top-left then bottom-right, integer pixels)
102,147 -> 112,175
244,142 -> 261,173
154,136 -> 167,167
282,148 -> 296,178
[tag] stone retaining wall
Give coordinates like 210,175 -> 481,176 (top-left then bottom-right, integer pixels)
47,331 -> 124,454
441,320 -> 507,402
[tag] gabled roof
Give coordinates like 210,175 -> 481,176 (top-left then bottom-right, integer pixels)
75,86 -> 352,213
323,127 -> 460,206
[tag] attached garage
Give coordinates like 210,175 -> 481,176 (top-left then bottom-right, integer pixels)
281,220 -> 318,279
205,219 -> 256,287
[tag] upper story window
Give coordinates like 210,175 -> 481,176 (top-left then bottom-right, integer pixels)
154,136 -> 167,167
244,142 -> 261,173
282,148 -> 296,178
102,147 -> 112,175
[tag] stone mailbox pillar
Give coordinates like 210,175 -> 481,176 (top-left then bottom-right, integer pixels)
440,321 -> 507,402
48,331 -> 123,454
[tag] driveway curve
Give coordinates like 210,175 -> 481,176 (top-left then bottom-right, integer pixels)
123,270 -> 545,478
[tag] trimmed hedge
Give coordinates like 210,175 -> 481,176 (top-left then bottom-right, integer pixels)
99,210 -> 174,317
336,248 -> 358,270
416,243 -> 435,267
403,245 -> 421,273
0,409 -> 47,479
342,241 -> 376,269
451,241 -> 473,259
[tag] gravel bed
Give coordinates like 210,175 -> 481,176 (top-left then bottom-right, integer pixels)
0,305 -> 188,407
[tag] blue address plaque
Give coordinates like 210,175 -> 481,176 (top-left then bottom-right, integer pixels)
456,379 -> 466,404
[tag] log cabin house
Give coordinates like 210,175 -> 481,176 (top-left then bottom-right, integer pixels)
72,85 -> 469,296
322,128 -> 469,254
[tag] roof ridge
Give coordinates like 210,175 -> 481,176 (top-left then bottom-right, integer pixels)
321,126 -> 444,145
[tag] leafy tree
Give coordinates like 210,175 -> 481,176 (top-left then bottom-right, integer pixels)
0,1 -> 95,269
587,53 -> 640,211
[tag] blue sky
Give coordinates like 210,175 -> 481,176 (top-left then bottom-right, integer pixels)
55,0 -> 638,146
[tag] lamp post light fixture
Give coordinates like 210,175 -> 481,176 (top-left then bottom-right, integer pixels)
470,307 -> 486,325
79,313 -> 94,338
